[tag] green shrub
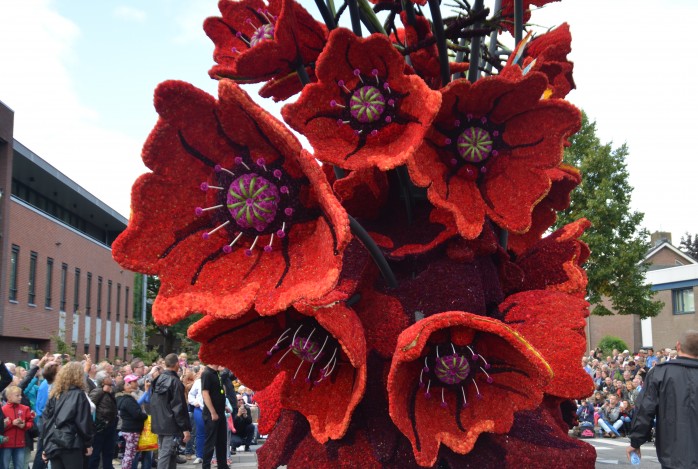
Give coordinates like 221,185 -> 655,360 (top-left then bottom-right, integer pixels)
597,335 -> 629,356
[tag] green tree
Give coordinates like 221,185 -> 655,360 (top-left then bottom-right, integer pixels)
679,233 -> 698,260
555,113 -> 662,319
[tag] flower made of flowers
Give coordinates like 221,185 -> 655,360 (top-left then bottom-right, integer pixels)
189,301 -> 366,443
407,73 -> 581,240
388,311 -> 553,466
205,0 -> 327,82
282,28 -> 442,171
112,80 -> 350,325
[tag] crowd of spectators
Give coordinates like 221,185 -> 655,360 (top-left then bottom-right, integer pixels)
574,346 -> 677,439
0,351 -> 259,468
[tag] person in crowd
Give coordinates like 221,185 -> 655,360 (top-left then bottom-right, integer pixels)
187,371 -> 205,464
132,365 -> 161,469
201,363 -> 229,469
182,370 -> 197,460
598,394 -> 623,438
32,361 -> 59,469
618,399 -> 634,436
1,385 -> 34,468
41,361 -> 95,469
88,371 -> 117,469
150,353 -> 191,469
627,330 -> 698,467
0,362 -> 11,394
116,375 -> 148,469
574,398 -> 595,437
230,396 -> 255,453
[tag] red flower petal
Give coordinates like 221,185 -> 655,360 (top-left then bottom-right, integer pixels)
205,0 -> 327,82
282,29 -> 441,171
501,290 -> 594,399
524,23 -> 576,99
515,219 -> 590,296
498,0 -> 561,35
388,311 -> 552,466
190,301 -> 366,443
112,80 -> 349,325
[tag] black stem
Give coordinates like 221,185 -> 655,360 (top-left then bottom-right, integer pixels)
428,0 -> 450,87
484,0 -> 501,74
333,166 -> 346,179
499,228 -> 508,250
349,216 -> 398,288
359,9 -> 379,34
315,0 -> 337,29
402,0 -> 417,26
334,3 -> 348,24
347,0 -> 362,36
466,0 -> 484,83
395,166 -> 414,225
346,293 -> 361,307
514,0 -> 523,46
295,63 -> 310,86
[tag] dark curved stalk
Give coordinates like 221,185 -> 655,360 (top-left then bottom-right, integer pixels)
347,0 -> 362,36
402,0 -> 417,26
315,0 -> 337,29
349,216 -> 398,288
466,0 -> 484,83
484,0 -> 502,74
427,0 -> 450,87
295,63 -> 310,86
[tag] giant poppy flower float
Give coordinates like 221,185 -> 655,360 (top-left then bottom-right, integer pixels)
115,0 -> 599,467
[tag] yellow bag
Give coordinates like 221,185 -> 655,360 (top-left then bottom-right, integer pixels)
137,416 -> 158,452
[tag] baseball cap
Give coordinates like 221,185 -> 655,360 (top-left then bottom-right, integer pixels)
124,374 -> 139,383
622,350 -> 629,354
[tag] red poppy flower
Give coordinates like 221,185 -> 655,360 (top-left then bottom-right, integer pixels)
282,28 -> 442,171
189,300 -> 367,443
514,219 -> 590,297
523,23 -> 575,99
387,311 -> 553,466
499,0 -> 561,35
407,73 -> 581,240
204,0 -> 327,82
112,80 -> 350,325
508,163 -> 581,255
501,290 -> 594,399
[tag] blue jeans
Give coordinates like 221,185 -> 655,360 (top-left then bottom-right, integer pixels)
131,450 -> 153,469
2,447 -> 26,469
194,407 -> 206,459
598,418 -> 623,436
88,421 -> 118,469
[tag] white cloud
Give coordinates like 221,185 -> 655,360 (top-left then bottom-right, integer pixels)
113,5 -> 147,23
0,1 -> 145,218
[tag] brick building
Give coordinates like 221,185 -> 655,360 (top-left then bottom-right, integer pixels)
586,231 -> 698,353
0,99 -> 139,363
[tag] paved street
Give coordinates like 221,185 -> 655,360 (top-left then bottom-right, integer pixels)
588,437 -> 661,468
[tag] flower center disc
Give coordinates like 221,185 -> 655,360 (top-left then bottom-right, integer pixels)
291,336 -> 322,363
434,353 -> 470,385
250,23 -> 274,47
457,127 -> 493,163
350,86 -> 386,124
227,173 -> 279,231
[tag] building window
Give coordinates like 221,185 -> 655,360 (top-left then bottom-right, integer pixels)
74,268 -> 81,312
116,283 -> 121,321
9,245 -> 19,302
45,258 -> 53,308
97,276 -> 103,317
125,287 -> 130,321
60,263 -> 68,311
86,273 -> 92,315
673,288 -> 695,315
107,280 -> 113,319
28,251 -> 37,305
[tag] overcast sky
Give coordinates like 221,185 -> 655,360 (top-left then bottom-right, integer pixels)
1,0 -> 695,244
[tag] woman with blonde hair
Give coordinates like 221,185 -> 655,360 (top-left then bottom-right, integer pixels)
41,361 -> 95,468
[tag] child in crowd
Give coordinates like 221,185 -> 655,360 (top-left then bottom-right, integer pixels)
1,384 -> 34,468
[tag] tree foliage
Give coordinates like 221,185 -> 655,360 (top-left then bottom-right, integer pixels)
679,233 -> 698,260
596,335 -> 629,357
555,113 -> 663,319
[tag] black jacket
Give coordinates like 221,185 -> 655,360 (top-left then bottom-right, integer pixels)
88,388 -> 118,428
41,387 -> 95,457
116,393 -> 147,433
629,356 -> 698,469
150,370 -> 191,435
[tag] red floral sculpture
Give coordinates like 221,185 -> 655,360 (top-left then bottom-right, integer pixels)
282,29 -> 441,170
113,80 -> 350,325
407,73 -> 581,239
115,1 -> 598,467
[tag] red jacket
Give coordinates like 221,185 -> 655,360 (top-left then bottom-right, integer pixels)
1,402 -> 34,448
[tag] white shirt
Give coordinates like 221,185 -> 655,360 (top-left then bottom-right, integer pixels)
188,378 -> 203,408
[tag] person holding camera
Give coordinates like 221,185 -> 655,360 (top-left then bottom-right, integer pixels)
230,396 -> 255,453
597,394 -> 623,438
